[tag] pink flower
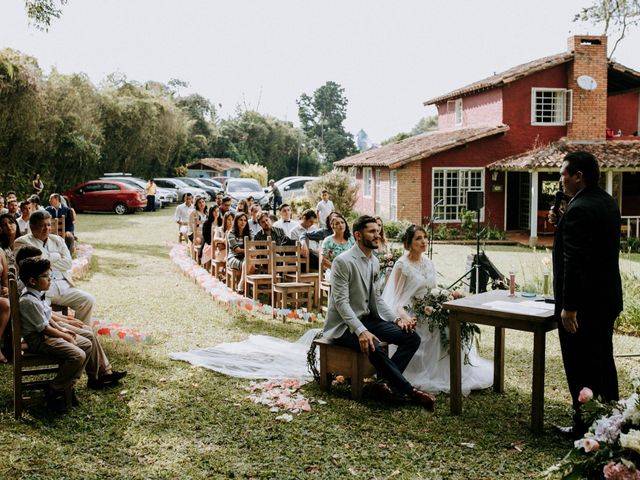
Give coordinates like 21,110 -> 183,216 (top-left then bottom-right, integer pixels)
603,461 -> 640,480
447,295 -> 454,301
423,306 -> 434,315
583,438 -> 599,452
334,375 -> 345,384
452,290 -> 464,299
578,387 -> 594,403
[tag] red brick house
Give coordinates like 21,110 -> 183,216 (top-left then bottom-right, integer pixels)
335,35 -> 640,244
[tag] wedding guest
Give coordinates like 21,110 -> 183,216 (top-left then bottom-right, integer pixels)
227,212 -> 253,294
273,204 -> 299,238
322,215 -> 434,408
316,190 -> 335,228
0,197 -> 7,215
29,194 -> 45,211
214,211 -> 234,263
215,192 -> 223,208
219,196 -> 233,218
174,193 -> 194,242
5,192 -> 17,203
254,212 -> 294,245
145,179 -> 156,212
550,151 -> 623,438
189,196 -> 208,245
0,213 -> 23,266
246,196 -> 254,210
46,193 -> 75,254
269,179 -> 282,214
320,213 -> 354,270
236,199 -> 249,215
247,204 -> 262,236
374,216 -> 390,256
0,249 -> 9,363
290,209 -> 320,269
32,173 -> 44,195
7,199 -> 19,219
17,201 -> 31,235
200,204 -> 220,266
299,211 -> 337,259
14,211 -> 95,325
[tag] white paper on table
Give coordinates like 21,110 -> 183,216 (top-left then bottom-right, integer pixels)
481,300 -> 549,316
520,300 -> 555,311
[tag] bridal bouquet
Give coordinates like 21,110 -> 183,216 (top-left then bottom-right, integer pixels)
544,378 -> 640,479
375,248 -> 404,280
409,287 -> 480,363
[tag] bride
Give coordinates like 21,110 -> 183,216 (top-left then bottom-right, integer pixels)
382,225 -> 493,396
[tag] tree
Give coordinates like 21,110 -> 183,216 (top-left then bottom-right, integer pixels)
297,81 -> 357,166
381,115 -> 438,145
574,0 -> 640,57
24,0 -> 68,30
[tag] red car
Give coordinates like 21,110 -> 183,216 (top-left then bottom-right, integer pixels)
64,180 -> 147,215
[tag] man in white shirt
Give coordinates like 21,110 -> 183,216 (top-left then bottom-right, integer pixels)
174,193 -> 194,241
247,204 -> 262,236
273,204 -> 299,238
17,201 -> 31,234
14,211 -> 95,325
316,190 -> 334,228
290,209 -> 320,269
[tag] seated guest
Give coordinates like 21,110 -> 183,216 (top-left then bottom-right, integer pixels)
5,191 -> 17,203
14,211 -> 95,325
273,204 -> 299,238
46,193 -> 75,254
254,212 -> 295,245
7,199 -> 19,219
320,213 -> 354,271
174,193 -> 194,241
15,246 -> 127,390
0,197 -> 6,215
17,201 -> 31,235
247,204 -> 262,237
189,196 -> 208,250
290,209 -> 320,270
0,249 -> 9,363
300,211 -> 337,262
227,212 -> 253,294
0,213 -> 23,266
214,211 -> 234,263
219,196 -> 233,218
19,257 -> 93,412
200,204 -> 220,267
215,192 -> 223,208
246,196 -> 254,211
29,194 -> 46,211
236,199 -> 249,215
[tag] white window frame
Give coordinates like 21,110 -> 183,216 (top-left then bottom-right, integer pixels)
432,168 -> 485,223
363,167 -> 373,198
454,98 -> 463,126
531,88 -> 573,126
389,170 -> 397,221
374,169 -> 382,215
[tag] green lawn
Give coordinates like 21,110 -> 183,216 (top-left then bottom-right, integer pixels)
1,208 -> 639,479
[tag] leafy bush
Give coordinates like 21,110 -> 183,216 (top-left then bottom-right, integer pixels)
621,237 -> 640,253
240,163 -> 268,187
384,220 -> 412,240
304,169 -> 357,217
485,226 -> 507,240
460,209 -> 477,239
287,196 -> 314,218
433,224 -> 461,240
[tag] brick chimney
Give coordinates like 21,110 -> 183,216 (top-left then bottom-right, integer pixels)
566,35 -> 608,140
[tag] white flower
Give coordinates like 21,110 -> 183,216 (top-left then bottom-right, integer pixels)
430,288 -> 441,297
592,411 -> 624,444
622,393 -> 640,425
620,429 -> 640,454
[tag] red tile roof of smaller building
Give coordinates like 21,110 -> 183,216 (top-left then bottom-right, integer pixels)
424,53 -> 573,106
334,125 -> 509,168
187,158 -> 244,171
488,139 -> 640,171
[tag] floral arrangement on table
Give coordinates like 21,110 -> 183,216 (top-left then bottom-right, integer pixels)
407,287 -> 480,363
544,379 -> 640,479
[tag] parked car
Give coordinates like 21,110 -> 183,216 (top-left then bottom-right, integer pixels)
176,177 -> 221,199
224,178 -> 269,207
100,177 -> 173,208
64,180 -> 147,215
265,176 -> 317,204
154,178 -> 209,202
190,177 -> 224,194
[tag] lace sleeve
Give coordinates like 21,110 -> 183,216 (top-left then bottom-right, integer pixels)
381,258 -> 412,319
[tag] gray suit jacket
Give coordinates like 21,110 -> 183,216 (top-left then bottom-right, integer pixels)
323,244 -> 397,339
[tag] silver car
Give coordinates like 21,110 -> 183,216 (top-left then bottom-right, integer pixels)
154,178 -> 210,202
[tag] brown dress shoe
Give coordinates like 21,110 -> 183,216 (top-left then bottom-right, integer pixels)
411,389 -> 436,411
369,381 -> 408,403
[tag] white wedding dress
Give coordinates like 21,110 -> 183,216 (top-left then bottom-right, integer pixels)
382,254 -> 493,396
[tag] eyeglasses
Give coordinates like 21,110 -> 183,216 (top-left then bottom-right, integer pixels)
38,273 -> 52,279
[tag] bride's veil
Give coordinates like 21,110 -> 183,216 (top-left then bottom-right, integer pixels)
381,254 -> 425,316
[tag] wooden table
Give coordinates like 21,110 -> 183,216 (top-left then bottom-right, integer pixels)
444,290 -> 557,434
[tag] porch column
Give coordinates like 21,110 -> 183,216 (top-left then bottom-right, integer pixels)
606,170 -> 613,195
529,171 -> 538,246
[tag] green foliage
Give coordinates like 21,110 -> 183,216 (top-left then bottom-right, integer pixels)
174,165 -> 188,177
24,0 -> 68,30
382,116 -> 437,145
304,170 -> 357,217
622,236 -> 640,253
433,224 -> 460,240
615,271 -> 640,334
383,220 -> 412,240
297,81 -> 357,165
240,163 -> 268,187
287,196 -> 314,218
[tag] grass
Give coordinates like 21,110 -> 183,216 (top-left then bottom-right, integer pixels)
2,208 -> 640,479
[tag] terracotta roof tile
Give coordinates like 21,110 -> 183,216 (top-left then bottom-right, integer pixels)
424,53 -> 573,106
488,139 -> 640,171
334,125 -> 509,168
187,158 -> 244,171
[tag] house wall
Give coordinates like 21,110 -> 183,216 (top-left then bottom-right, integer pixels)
437,89 -> 503,130
396,162 -> 423,224
607,92 -> 640,135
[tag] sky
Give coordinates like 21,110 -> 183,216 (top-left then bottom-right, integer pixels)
1,0 -> 639,144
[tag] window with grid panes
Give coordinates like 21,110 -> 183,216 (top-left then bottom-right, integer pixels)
433,169 -> 483,221
389,170 -> 397,220
531,88 -> 572,125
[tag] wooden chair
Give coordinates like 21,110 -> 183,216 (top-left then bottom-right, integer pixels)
285,239 -> 320,308
243,236 -> 272,301
271,242 -> 313,318
313,336 -> 387,400
211,239 -> 227,280
8,271 -> 71,419
318,250 -> 332,313
225,237 -> 241,290
50,216 -> 65,238
188,216 -> 204,264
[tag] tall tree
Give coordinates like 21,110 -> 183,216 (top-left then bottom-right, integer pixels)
574,0 -> 640,57
24,0 -> 67,30
297,81 -> 357,165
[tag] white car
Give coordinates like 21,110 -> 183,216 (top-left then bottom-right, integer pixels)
270,176 -> 318,201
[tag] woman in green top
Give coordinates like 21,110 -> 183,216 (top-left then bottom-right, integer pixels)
320,213 -> 354,270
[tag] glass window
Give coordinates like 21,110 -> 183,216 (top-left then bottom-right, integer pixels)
374,169 -> 382,215
363,167 -> 372,197
531,88 -> 572,125
433,169 -> 484,222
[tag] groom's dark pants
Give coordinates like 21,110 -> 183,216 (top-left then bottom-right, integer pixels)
334,314 -> 420,395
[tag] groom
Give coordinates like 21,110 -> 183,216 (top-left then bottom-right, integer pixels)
323,215 -> 436,409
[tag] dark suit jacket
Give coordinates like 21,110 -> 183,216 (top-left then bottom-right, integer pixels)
552,185 -> 622,318
45,205 -> 74,233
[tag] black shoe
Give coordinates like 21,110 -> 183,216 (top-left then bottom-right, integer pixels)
45,387 -> 68,413
553,424 -> 586,440
71,389 -> 80,407
88,370 -> 127,390
369,381 -> 409,404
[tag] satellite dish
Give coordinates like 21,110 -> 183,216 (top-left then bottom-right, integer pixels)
577,75 -> 598,91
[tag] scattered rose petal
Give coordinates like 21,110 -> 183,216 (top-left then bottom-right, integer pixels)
461,442 -> 476,448
275,413 -> 293,422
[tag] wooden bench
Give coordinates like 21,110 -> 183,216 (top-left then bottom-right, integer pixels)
313,336 -> 387,400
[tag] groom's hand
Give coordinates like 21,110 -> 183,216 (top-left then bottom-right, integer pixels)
561,309 -> 578,334
358,331 -> 380,354
396,318 -> 416,332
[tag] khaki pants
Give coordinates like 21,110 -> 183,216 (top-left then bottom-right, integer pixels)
25,332 -> 92,392
60,323 -> 111,380
48,280 -> 95,325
